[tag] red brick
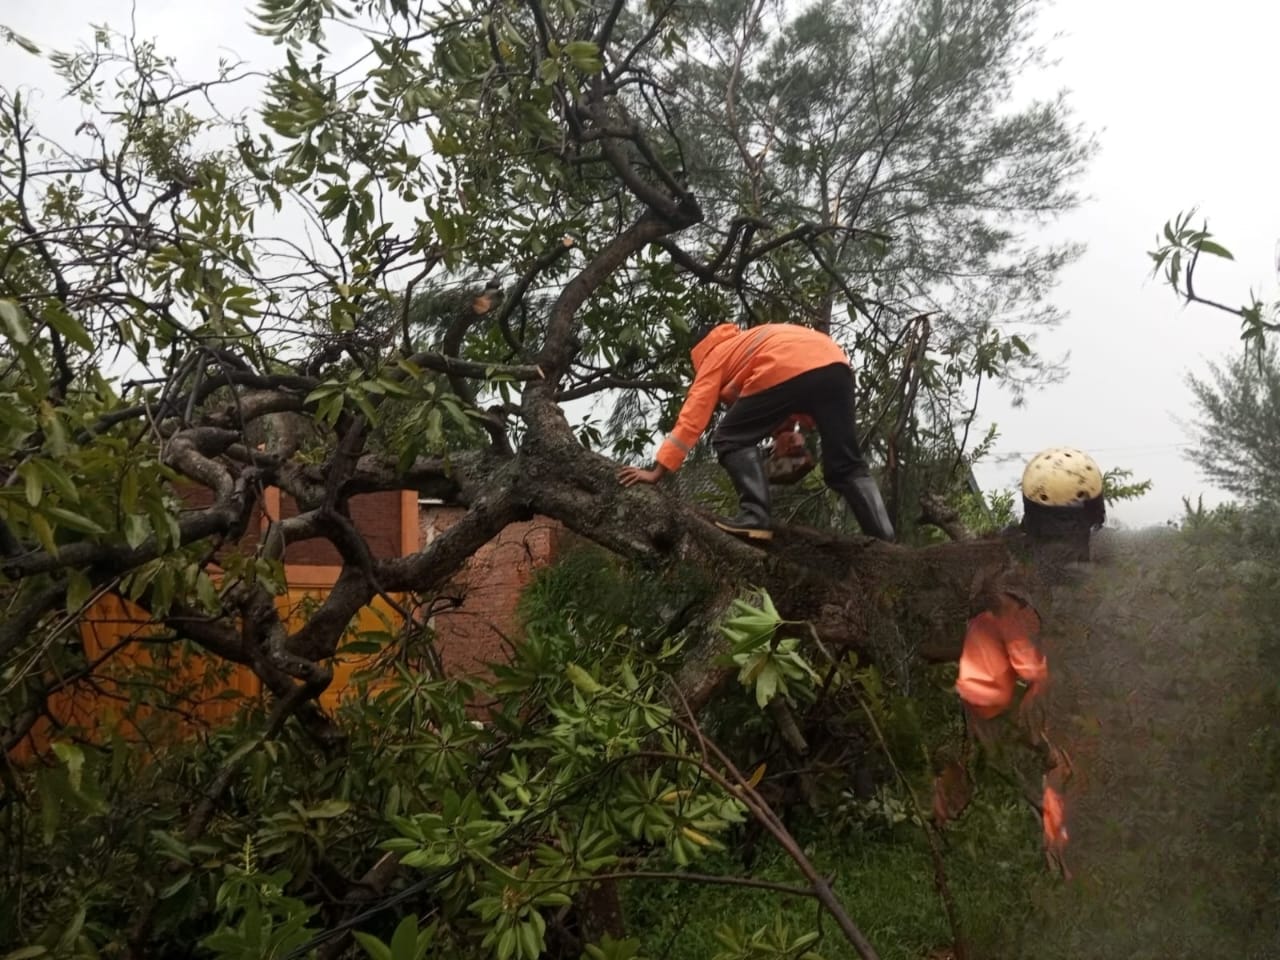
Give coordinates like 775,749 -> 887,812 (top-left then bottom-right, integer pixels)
420,511 -> 561,679
279,491 -> 404,565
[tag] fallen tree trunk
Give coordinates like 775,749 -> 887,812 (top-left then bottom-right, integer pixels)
406,399 -> 1032,709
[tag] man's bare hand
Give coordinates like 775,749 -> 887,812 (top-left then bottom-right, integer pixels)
617,465 -> 665,487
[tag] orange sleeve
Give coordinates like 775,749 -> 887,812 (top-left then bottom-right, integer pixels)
955,612 -> 1016,715
997,603 -> 1047,684
655,367 -> 723,471
1042,784 -> 1068,855
1006,634 -> 1048,684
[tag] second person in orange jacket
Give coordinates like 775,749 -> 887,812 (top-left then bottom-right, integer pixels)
617,322 -> 895,541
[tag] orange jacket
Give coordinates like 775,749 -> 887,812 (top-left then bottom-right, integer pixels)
656,324 -> 849,471
955,596 -> 1047,720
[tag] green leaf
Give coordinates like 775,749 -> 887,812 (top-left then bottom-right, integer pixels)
0,396 -> 36,432
1195,239 -> 1234,260
350,389 -> 379,422
43,306 -> 94,351
305,799 -> 351,819
1,28 -> 42,55
196,572 -> 220,611
52,741 -> 85,791
66,569 -> 94,614
43,506 -> 106,535
755,662 -> 780,708
565,40 -> 603,73
305,382 -> 343,406
2,946 -> 51,959
339,640 -> 384,655
389,914 -> 420,960
55,904 -> 87,952
565,662 -> 603,695
18,463 -> 41,507
120,467 -> 140,513
497,925 -> 518,960
29,513 -> 56,555
34,460 -> 78,504
374,374 -> 411,396
352,932 -> 393,960
124,513 -> 150,549
146,499 -> 181,550
757,589 -> 779,622
159,874 -> 192,900
538,58 -> 561,84
41,409 -> 68,457
0,299 -> 30,345
517,919 -> 540,959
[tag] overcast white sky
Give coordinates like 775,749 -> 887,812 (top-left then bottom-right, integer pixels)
4,0 -> 1276,528
967,0 -> 1279,527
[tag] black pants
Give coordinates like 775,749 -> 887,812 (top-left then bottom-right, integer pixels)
711,363 -> 871,485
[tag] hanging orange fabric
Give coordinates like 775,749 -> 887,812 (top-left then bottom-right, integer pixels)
1042,780 -> 1070,878
955,593 -> 1046,720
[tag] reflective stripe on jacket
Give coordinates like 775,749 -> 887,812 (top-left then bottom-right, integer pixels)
655,323 -> 849,471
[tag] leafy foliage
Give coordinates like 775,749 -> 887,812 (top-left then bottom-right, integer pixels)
1150,215 -> 1280,503
1149,210 -> 1279,353
2,555 -> 1013,960
1182,345 -> 1280,504
0,0 -> 1094,955
1,590 -> 748,957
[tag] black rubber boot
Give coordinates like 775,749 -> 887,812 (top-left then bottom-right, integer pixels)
715,447 -> 773,541
834,475 -> 895,541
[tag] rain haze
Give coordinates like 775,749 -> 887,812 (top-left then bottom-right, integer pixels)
3,0 -> 1275,527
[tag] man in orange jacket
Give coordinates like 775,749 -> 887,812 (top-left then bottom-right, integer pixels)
616,322 -> 894,542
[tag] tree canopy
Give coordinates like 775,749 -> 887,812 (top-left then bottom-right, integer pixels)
1184,347 -> 1280,504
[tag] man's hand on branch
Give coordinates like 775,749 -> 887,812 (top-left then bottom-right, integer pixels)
617,464 -> 667,487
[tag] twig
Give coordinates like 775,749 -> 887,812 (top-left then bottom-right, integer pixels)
653,684 -> 882,960
842,660 -> 968,960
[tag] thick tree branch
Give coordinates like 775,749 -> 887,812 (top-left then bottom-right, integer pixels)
533,215 -> 694,386
918,493 -> 976,542
438,285 -> 514,453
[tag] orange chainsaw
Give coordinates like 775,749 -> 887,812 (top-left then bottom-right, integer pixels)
765,414 -> 817,484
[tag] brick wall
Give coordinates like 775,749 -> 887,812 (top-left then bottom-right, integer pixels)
279,491 -> 406,565
175,483 -> 556,678
421,508 -> 561,678
173,484 -> 407,566
175,482 -> 265,560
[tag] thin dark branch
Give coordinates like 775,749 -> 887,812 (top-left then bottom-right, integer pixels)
594,0 -> 627,49
555,373 -> 680,402
492,238 -> 576,355
1182,246 -> 1253,318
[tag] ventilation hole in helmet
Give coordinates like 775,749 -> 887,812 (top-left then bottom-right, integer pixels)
1064,452 -> 1073,458
1077,490 -> 1087,499
1039,493 -> 1049,502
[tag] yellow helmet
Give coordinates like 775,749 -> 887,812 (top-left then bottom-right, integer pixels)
1020,447 -> 1104,507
